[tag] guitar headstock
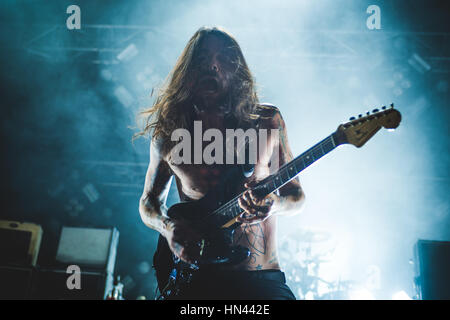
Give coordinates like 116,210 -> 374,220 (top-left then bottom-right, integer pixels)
334,104 -> 402,148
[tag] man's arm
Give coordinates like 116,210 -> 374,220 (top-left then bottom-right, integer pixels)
237,109 -> 305,224
139,138 -> 201,263
269,109 -> 305,216
139,138 -> 173,236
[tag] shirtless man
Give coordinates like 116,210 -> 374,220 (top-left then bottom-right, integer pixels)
138,26 -> 305,299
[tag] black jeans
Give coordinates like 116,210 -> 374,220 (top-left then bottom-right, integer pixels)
173,269 -> 296,300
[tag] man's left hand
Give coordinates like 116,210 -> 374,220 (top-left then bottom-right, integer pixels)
237,181 -> 276,224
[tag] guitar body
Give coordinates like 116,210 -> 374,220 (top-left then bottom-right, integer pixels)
153,164 -> 252,298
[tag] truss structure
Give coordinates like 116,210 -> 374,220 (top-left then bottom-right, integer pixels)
20,24 -> 450,72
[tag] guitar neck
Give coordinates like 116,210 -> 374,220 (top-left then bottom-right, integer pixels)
257,133 -> 339,194
215,132 -> 339,223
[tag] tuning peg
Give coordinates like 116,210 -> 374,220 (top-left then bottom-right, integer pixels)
382,105 -> 386,110
372,108 -> 379,113
358,114 -> 363,118
366,111 -> 370,115
390,103 -> 394,108
349,116 -> 356,121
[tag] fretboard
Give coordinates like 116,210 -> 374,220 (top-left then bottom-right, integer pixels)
213,133 -> 338,222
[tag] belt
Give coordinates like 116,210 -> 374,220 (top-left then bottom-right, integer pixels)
195,268 -> 287,283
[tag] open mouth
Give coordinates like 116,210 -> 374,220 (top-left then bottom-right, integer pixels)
198,77 -> 219,93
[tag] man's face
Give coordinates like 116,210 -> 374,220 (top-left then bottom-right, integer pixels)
191,34 -> 237,107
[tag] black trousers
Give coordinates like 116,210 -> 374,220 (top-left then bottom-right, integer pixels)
173,269 -> 296,300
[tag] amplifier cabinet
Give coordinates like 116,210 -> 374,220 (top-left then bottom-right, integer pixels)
55,227 -> 119,274
414,239 -> 450,300
0,220 -> 42,266
0,266 -> 34,299
29,268 -> 114,300
0,266 -> 113,300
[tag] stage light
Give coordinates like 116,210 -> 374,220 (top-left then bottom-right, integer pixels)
393,87 -> 403,96
100,69 -> 113,81
122,275 -> 136,292
114,85 -> 134,108
82,183 -> 100,203
64,198 -> 84,217
117,43 -> 139,62
392,290 -> 412,300
348,288 -> 375,300
408,53 -> 431,74
138,261 -> 151,274
401,79 -> 411,89
305,291 -> 315,300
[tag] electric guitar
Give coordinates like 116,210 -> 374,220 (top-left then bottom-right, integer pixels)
154,104 -> 402,299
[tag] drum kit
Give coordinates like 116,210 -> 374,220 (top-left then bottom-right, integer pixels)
279,229 -> 354,300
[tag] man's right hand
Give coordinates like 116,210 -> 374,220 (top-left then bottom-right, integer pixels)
164,218 -> 202,264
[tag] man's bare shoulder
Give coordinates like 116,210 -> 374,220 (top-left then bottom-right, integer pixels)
151,135 -> 170,161
257,103 -> 284,130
